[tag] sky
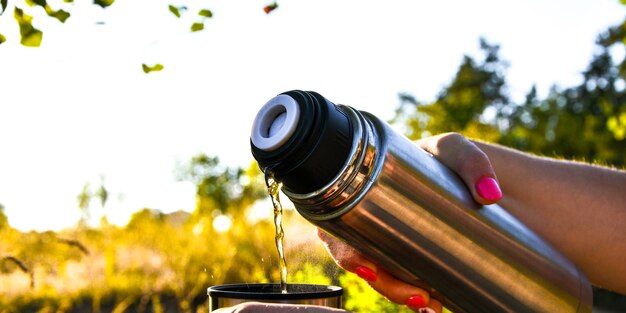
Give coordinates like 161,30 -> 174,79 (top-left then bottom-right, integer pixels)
0,0 -> 624,231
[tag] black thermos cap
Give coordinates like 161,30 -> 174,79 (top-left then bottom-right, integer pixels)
250,90 -> 353,194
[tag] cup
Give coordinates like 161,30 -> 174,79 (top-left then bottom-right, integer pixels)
207,283 -> 343,311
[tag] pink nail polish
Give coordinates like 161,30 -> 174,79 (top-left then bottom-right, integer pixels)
475,177 -> 502,201
354,266 -> 377,282
406,295 -> 427,309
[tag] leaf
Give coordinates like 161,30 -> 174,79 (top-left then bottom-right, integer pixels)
168,4 -> 180,18
0,0 -> 7,16
168,5 -> 187,18
142,63 -> 164,74
263,2 -> 278,14
0,33 -> 5,44
45,6 -> 71,23
93,0 -> 114,8
190,22 -> 204,32
168,5 -> 180,18
14,7 -> 43,47
26,0 -> 47,8
198,9 -> 212,18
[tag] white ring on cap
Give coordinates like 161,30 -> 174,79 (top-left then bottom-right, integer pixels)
251,94 -> 301,151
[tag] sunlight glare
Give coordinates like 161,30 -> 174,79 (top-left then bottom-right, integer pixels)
212,214 -> 232,233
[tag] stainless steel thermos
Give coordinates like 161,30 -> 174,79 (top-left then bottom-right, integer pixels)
250,90 -> 592,313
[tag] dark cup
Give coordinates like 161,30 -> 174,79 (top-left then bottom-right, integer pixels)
207,283 -> 343,311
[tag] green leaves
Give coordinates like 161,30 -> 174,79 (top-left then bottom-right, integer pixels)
607,112 -> 626,141
168,5 -> 186,18
167,5 -> 212,32
190,22 -> 203,32
24,0 -> 71,23
198,9 -> 212,18
93,0 -> 114,8
5,0 -> 74,46
14,7 -> 43,47
0,0 -> 7,15
142,63 -> 164,74
45,6 -> 71,23
190,9 -> 212,32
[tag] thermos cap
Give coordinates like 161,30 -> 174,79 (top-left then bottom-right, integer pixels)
250,94 -> 301,152
250,90 -> 353,194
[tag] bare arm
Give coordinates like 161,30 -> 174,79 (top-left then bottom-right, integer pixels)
473,140 -> 626,294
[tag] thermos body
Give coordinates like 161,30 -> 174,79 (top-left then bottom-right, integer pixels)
251,90 -> 592,313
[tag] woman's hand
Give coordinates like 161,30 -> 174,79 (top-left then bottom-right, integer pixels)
317,133 -> 503,313
317,229 -> 440,313
416,133 -> 502,205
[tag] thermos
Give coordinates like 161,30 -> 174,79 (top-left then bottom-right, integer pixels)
249,90 -> 592,313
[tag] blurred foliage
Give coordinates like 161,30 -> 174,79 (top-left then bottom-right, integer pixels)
76,177 -> 109,228
0,156 -> 411,312
175,155 -> 267,217
0,204 -> 8,229
394,33 -> 626,167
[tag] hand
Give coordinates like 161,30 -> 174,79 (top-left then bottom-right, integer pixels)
317,133 -> 503,313
213,302 -> 349,312
416,133 -> 502,205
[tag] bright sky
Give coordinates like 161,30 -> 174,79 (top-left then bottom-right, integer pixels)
0,0 -> 624,231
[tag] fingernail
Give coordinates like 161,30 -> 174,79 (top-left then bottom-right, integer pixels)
354,266 -> 377,282
406,295 -> 427,309
418,308 -> 436,313
475,177 -> 502,201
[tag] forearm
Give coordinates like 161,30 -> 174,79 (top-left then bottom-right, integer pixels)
473,141 -> 626,294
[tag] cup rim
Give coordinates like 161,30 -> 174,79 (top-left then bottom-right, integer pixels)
207,283 -> 343,300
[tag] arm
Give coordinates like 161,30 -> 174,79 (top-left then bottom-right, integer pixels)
473,140 -> 626,294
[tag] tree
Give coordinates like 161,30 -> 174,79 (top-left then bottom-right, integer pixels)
395,31 -> 626,168
76,177 -> 109,227
176,154 -> 266,216
498,28 -> 626,167
392,38 -> 509,143
76,182 -> 92,226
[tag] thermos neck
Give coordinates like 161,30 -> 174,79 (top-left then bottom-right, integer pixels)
250,90 -> 355,194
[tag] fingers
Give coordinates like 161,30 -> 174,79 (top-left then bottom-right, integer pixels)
428,299 -> 443,313
316,228 -> 376,272
317,229 -> 442,312
416,133 -> 502,205
370,267 -> 430,309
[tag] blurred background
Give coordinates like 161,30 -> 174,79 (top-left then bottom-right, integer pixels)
1,0 -> 625,312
